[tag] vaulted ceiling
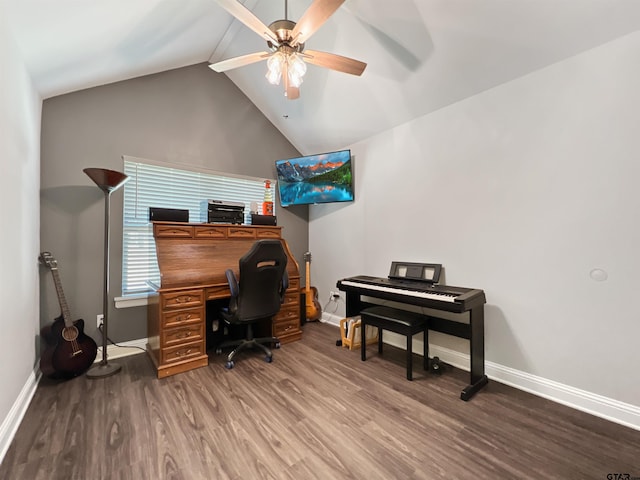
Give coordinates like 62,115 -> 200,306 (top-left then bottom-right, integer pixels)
7,0 -> 640,153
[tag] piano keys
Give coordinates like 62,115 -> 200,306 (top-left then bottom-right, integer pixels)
337,275 -> 486,312
337,268 -> 488,401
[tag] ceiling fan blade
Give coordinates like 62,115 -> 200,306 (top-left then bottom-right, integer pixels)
290,0 -> 345,46
286,85 -> 300,100
303,49 -> 367,76
214,0 -> 279,45
209,52 -> 271,73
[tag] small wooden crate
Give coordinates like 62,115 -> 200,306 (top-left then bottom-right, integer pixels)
339,316 -> 379,350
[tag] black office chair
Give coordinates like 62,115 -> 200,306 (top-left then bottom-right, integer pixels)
215,239 -> 289,369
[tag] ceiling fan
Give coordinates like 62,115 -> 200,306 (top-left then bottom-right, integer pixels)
209,0 -> 367,100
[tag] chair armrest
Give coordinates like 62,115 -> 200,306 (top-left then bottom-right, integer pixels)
279,271 -> 289,303
225,269 -> 239,298
224,268 -> 239,315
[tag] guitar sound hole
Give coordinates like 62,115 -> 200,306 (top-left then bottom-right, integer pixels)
62,326 -> 79,342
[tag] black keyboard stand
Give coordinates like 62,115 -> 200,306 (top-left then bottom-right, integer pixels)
340,284 -> 488,401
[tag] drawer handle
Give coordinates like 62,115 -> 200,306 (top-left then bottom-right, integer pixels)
176,348 -> 192,357
176,296 -> 191,303
177,332 -> 192,339
176,314 -> 192,322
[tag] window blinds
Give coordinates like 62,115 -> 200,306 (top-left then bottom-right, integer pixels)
121,157 -> 276,296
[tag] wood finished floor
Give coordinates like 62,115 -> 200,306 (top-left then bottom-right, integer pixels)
1,322 -> 638,479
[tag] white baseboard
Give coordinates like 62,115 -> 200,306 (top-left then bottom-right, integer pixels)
95,337 -> 148,361
0,369 -> 40,466
321,313 -> 640,431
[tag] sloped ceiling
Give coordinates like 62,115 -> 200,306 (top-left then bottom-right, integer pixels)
7,0 -> 640,153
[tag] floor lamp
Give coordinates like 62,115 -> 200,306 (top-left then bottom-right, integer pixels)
84,167 -> 130,378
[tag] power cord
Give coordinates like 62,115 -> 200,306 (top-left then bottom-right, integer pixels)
97,323 -> 147,353
323,292 -> 342,314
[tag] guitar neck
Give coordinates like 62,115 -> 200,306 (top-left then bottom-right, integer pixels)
305,260 -> 311,293
50,268 -> 73,328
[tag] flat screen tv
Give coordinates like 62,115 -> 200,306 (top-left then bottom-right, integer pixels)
275,149 -> 354,207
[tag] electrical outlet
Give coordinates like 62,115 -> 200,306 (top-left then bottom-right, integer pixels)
97,314 -> 104,329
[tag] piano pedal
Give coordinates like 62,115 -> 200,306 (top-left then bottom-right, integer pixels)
429,356 -> 444,375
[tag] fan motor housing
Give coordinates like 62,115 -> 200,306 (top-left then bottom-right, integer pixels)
268,19 -> 304,52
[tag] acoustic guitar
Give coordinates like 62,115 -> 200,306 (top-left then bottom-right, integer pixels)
39,252 -> 97,379
303,252 -> 321,321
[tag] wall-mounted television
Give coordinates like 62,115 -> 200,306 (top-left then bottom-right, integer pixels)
275,149 -> 354,207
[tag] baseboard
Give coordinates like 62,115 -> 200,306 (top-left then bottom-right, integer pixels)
0,368 -> 40,466
95,337 -> 148,361
321,313 -> 640,431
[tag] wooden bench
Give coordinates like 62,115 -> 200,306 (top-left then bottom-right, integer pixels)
360,305 -> 428,380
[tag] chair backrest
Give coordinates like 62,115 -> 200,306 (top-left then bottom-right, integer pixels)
232,239 -> 288,323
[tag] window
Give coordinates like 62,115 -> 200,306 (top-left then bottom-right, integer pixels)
121,156 -> 275,297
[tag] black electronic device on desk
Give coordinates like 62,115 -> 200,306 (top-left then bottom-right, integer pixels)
201,199 -> 245,224
149,207 -> 189,222
337,261 -> 488,401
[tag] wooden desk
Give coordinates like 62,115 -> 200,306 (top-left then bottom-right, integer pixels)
146,222 -> 302,378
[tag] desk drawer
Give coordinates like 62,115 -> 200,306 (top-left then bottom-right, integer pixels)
161,340 -> 205,365
206,284 -> 231,300
281,291 -> 299,309
155,225 -> 194,238
194,225 -> 227,238
287,278 -> 300,291
274,304 -> 299,323
162,306 -> 203,329
228,227 -> 255,239
162,323 -> 204,346
161,290 -> 204,309
256,228 -> 281,239
273,317 -> 300,337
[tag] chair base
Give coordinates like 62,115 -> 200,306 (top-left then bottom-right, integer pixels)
216,336 -> 281,364
215,322 -> 280,366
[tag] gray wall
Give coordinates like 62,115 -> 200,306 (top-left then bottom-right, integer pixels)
0,4 -> 42,458
40,63 -> 308,343
310,32 -> 640,425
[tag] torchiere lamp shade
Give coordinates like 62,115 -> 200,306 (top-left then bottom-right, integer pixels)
83,167 -> 129,193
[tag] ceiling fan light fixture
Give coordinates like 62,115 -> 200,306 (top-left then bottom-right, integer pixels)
266,52 -> 285,85
266,50 -> 307,88
287,53 -> 307,87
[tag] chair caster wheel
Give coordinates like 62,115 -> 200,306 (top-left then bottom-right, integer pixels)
215,348 -> 222,355
274,342 -> 281,349
225,361 -> 235,369
265,356 -> 273,363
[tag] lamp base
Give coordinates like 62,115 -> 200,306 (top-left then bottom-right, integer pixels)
86,361 -> 122,379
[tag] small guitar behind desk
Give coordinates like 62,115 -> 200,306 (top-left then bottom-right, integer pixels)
337,261 -> 488,400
